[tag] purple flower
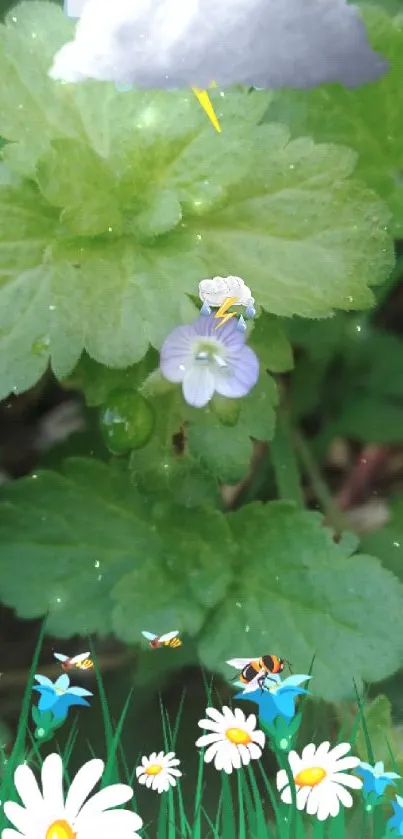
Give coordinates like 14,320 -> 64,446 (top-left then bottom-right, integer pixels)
159,315 -> 259,408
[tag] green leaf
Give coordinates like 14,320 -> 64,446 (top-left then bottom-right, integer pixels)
189,130 -> 394,317
0,457 -> 230,638
249,313 -> 294,373
360,497 -> 403,582
197,503 -> 403,701
355,695 -> 396,766
187,373 -> 277,483
0,3 -> 394,398
264,5 -> 403,236
65,352 -> 159,407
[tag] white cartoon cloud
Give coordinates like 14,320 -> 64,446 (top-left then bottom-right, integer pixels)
198,276 -> 253,309
50,0 -> 387,90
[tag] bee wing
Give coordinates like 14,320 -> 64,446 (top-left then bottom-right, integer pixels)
142,631 -> 157,641
240,671 -> 266,693
226,658 -> 253,669
69,652 -> 91,664
159,631 -> 179,643
53,652 -> 68,662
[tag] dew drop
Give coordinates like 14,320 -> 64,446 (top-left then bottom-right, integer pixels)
393,541 -> 400,548
94,560 -> 100,568
11,15 -> 17,21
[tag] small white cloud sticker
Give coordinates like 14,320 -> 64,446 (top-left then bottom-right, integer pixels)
198,276 -> 253,309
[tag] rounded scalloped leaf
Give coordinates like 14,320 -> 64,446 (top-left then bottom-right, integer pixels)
0,2 -> 394,398
197,502 -> 403,701
264,4 -> 403,236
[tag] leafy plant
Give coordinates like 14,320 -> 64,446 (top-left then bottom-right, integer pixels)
0,0 -> 403,714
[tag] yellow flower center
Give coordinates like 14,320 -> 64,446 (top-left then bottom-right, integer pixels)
45,820 -> 76,839
145,763 -> 163,775
225,727 -> 252,746
294,766 -> 327,787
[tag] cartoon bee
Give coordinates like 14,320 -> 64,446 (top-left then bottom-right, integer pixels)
226,655 -> 291,693
53,651 -> 94,671
141,630 -> 182,649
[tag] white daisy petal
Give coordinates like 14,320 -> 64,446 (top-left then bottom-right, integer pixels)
302,743 -> 317,763
4,755 -> 142,839
13,764 -> 44,812
203,742 -> 221,764
296,786 -> 312,810
81,809 -> 143,834
276,769 -> 288,792
65,759 -> 104,821
76,784 -> 133,823
330,782 -> 354,809
205,708 -> 225,723
330,757 -> 361,772
306,785 -> 321,816
196,720 -> 223,734
279,784 -> 292,805
328,743 -> 352,762
317,794 -> 334,821
279,741 -> 361,822
287,750 -> 302,774
247,742 -> 262,760
196,733 -> 222,748
137,774 -> 147,786
145,775 -> 154,788
252,730 -> 265,748
331,772 -> 363,790
313,741 -> 332,760
3,802 -> 36,835
41,753 -> 64,811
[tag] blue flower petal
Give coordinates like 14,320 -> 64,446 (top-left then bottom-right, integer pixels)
54,673 -> 70,691
33,685 -> 59,712
34,674 -> 54,687
67,686 -> 93,698
51,693 -> 91,720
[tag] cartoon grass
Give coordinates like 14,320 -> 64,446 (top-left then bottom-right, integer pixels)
1,627 -> 402,839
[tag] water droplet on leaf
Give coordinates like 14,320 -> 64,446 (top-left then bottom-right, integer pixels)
100,388 -> 155,454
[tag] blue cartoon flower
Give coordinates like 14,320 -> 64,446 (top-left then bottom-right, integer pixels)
234,674 -> 311,727
356,760 -> 400,799
159,314 -> 259,408
32,673 -> 93,720
387,795 -> 403,835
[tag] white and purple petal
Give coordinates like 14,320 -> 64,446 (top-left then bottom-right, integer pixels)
160,323 -> 197,383
182,367 -> 215,407
214,345 -> 259,398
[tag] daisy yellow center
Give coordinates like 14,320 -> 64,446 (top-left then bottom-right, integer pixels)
294,766 -> 327,787
145,763 -> 163,775
45,820 -> 76,839
225,727 -> 252,745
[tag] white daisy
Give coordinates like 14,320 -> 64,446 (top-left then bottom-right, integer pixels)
2,752 -> 142,838
195,706 -> 265,774
276,741 -> 363,821
135,751 -> 182,793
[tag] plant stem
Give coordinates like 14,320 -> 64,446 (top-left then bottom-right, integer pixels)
271,412 -> 305,507
293,430 -> 349,535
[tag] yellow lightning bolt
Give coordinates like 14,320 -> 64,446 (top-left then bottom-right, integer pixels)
192,81 -> 221,133
214,296 -> 238,329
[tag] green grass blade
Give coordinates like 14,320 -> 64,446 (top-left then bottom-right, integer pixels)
102,687 -> 134,786
2,619 -> 48,798
88,637 -> 114,756
220,773 -> 236,839
237,768 -> 247,839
